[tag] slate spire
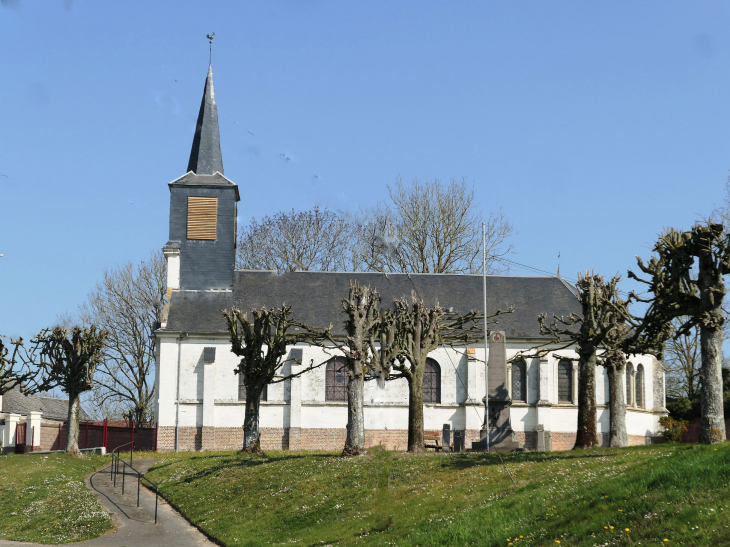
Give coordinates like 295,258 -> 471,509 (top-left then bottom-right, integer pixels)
187,64 -> 224,175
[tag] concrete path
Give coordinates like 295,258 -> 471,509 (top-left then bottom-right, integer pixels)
0,459 -> 217,547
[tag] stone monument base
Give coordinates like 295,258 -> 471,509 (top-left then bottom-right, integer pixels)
470,400 -> 524,452
470,428 -> 524,452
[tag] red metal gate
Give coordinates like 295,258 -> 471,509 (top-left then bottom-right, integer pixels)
15,423 -> 27,454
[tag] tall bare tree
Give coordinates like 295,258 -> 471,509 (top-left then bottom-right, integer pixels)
629,223 -> 730,444
236,208 -> 359,272
223,305 -> 327,454
22,326 -> 108,456
664,317 -> 701,399
358,177 -> 514,274
80,251 -> 166,423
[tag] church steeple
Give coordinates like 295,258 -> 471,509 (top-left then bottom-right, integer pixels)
164,59 -> 238,292
187,65 -> 224,175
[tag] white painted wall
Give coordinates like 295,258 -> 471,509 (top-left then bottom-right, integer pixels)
153,333 -> 666,442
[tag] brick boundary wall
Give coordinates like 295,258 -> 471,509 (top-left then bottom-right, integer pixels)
682,419 -> 730,443
156,426 -> 655,452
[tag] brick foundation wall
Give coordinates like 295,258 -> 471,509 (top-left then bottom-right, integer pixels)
514,430 -> 538,450
551,431 -> 577,451
155,426 -> 653,452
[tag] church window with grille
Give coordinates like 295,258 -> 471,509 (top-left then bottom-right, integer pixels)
511,359 -> 526,402
423,358 -> 441,404
558,359 -> 573,403
325,356 -> 347,401
636,364 -> 645,408
238,374 -> 267,402
626,362 -> 634,405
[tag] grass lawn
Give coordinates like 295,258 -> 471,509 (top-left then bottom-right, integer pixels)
145,443 -> 730,547
0,452 -> 114,544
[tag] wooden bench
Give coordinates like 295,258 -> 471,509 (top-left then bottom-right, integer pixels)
424,431 -> 453,452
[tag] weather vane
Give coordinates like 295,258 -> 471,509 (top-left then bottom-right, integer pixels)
207,32 -> 215,64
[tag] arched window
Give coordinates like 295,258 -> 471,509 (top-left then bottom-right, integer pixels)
423,358 -> 441,403
558,359 -> 573,403
511,359 -> 526,402
238,374 -> 268,402
636,364 -> 645,408
325,356 -> 348,401
626,362 -> 634,406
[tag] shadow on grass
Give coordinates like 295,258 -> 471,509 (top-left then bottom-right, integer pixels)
149,452 -> 343,485
436,448 -> 622,472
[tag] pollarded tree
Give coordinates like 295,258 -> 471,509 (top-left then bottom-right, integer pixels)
599,325 -> 630,447
0,336 -> 31,396
320,282 -> 382,456
22,326 -> 108,457
377,296 -> 512,452
539,273 -> 624,449
629,223 -> 730,444
595,283 -> 660,448
222,305 -> 328,455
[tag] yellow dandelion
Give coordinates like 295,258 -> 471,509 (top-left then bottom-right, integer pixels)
555,541 -> 561,544
610,526 -> 614,529
625,528 -> 630,532
604,526 -> 608,529
618,509 -> 623,512
520,536 -> 524,539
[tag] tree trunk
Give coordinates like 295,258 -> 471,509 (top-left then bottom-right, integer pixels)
242,387 -> 264,454
699,323 -> 726,444
66,390 -> 83,457
575,350 -> 598,448
407,373 -> 425,453
606,365 -> 628,447
343,360 -> 365,456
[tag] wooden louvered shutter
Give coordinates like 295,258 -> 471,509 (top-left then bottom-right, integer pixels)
187,196 -> 217,240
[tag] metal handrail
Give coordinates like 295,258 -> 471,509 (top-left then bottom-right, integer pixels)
111,441 -> 135,465
110,443 -> 161,524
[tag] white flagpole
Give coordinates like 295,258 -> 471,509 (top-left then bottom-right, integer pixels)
483,222 -> 490,452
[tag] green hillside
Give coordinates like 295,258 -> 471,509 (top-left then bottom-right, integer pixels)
146,443 -> 730,546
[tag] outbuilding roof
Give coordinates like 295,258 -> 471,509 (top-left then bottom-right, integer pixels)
164,271 -> 581,340
1,385 -> 91,421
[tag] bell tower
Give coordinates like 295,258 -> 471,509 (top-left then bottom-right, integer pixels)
163,64 -> 239,293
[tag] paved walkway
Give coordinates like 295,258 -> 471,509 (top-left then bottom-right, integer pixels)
0,459 -> 216,547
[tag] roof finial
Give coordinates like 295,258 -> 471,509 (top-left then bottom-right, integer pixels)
207,32 -> 215,65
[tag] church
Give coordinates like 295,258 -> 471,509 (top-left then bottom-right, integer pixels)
152,64 -> 667,452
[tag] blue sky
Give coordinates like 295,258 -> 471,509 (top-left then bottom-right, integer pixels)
1,1 -> 729,339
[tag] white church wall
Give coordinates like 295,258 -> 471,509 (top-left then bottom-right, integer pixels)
154,331 -> 665,452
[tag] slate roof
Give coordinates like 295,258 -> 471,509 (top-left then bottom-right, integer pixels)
1,385 -> 91,421
187,64 -> 224,176
164,271 -> 581,340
